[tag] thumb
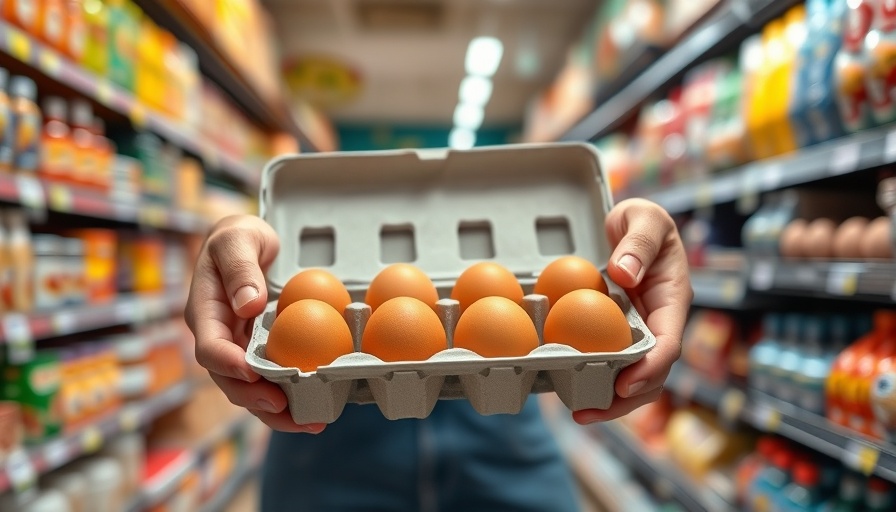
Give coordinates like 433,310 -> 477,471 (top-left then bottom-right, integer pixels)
604,199 -> 677,288
207,220 -> 280,317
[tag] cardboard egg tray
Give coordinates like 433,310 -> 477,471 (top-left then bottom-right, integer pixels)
246,143 -> 657,424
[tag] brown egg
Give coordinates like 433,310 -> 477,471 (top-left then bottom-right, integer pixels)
450,262 -> 524,312
543,289 -> 632,353
364,263 -> 439,312
860,217 -> 894,259
453,297 -> 539,358
361,297 -> 447,362
277,269 -> 352,316
266,299 -> 354,372
804,218 -> 836,259
533,256 -> 609,307
779,219 -> 807,259
832,217 -> 869,260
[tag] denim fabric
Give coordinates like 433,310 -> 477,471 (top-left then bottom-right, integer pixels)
260,396 -> 579,512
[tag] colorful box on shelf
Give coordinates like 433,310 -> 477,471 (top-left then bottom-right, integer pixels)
245,144 -> 656,424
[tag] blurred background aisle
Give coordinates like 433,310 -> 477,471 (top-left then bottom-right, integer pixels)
0,0 -> 895,511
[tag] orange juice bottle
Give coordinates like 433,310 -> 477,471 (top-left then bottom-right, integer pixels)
64,0 -> 87,62
835,0 -> 876,133
4,0 -> 39,34
39,96 -> 73,183
38,0 -> 67,51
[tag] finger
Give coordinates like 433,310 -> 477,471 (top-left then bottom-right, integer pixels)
207,217 -> 280,318
604,198 -> 677,288
191,296 -> 259,382
614,301 -> 687,398
571,386 -> 664,424
248,409 -> 327,434
209,372 -> 288,413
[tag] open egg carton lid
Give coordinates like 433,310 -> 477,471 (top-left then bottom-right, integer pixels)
247,143 -> 657,423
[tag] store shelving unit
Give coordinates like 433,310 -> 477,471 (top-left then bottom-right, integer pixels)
666,364 -> 896,483
690,267 -> 750,309
0,20 -> 260,190
560,0 -> 802,143
0,381 -> 194,494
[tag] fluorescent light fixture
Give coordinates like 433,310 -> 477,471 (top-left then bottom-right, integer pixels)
453,103 -> 484,130
459,75 -> 493,105
465,36 -> 504,77
449,127 -> 476,150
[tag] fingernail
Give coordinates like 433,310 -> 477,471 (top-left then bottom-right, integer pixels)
256,399 -> 278,413
300,423 -> 326,434
233,285 -> 259,310
577,411 -> 606,424
617,254 -> 645,283
626,380 -> 648,397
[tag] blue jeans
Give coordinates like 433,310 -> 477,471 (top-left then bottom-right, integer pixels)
260,396 -> 579,511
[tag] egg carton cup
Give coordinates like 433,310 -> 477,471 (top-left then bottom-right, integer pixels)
246,281 -> 655,425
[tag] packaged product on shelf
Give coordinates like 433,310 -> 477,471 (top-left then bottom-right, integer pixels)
665,407 -> 752,479
70,229 -> 116,303
10,76 -> 42,175
0,488 -> 73,512
681,309 -> 738,383
865,0 -> 896,125
58,347 -> 87,430
110,155 -> 141,204
0,400 -> 23,464
64,0 -> 87,62
836,0 -> 876,133
81,0 -> 108,76
101,432 -> 144,498
117,233 -> 164,294
40,96 -> 74,183
1,349 -> 62,442
116,132 -> 168,203
69,456 -> 126,512
89,118 -> 113,191
0,68 -> 12,174
32,233 -> 65,311
135,18 -> 164,112
7,209 -> 34,313
4,0 -> 39,33
42,464 -> 90,512
658,87 -> 688,186
747,448 -> 794,512
70,99 -> 95,188
176,156 -> 203,213
106,0 -> 139,91
39,0 -> 67,51
62,236 -> 86,305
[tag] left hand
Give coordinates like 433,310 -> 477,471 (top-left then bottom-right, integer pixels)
573,198 -> 693,424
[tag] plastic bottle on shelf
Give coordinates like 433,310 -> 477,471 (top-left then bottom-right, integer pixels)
771,314 -> 804,403
40,96 -> 73,183
81,0 -> 108,76
789,0 -> 826,149
864,477 -> 896,511
70,99 -> 95,188
10,76 -> 41,175
749,314 -> 785,394
794,315 -> 831,415
828,315 -> 879,427
865,311 -> 896,438
820,472 -> 865,512
38,0 -> 67,51
4,0 -> 39,34
835,0 -> 876,133
0,68 -> 13,174
747,448 -> 795,512
746,20 -> 781,161
865,0 -> 896,124
64,0 -> 87,62
851,311 -> 896,436
768,5 -> 806,156
736,436 -> 784,502
777,460 -> 824,512
6,209 -> 33,312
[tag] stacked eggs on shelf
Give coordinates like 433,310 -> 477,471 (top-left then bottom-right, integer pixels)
264,256 -> 632,373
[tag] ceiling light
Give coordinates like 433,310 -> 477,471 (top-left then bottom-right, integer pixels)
465,36 -> 504,77
459,75 -> 493,106
449,127 -> 476,150
453,103 -> 485,130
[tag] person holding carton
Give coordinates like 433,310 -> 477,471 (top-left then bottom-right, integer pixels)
185,197 -> 692,510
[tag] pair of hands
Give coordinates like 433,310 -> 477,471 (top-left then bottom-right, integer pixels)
185,198 -> 693,433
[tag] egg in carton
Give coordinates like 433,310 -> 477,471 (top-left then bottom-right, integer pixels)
246,144 -> 657,424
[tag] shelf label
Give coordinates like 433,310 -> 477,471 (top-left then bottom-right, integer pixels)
52,311 -> 77,335
719,388 -> 747,424
737,171 -> 760,215
887,129 -> 896,163
15,175 -> 45,211
754,402 -> 782,432
6,29 -> 31,62
721,278 -> 741,303
42,438 -> 69,468
47,184 -> 72,212
826,267 -> 859,296
750,261 -> 776,291
81,426 -> 102,453
114,300 -> 137,323
3,313 -> 33,364
842,439 -> 879,475
830,143 -> 861,175
129,103 -> 147,129
120,406 -> 141,432
38,50 -> 61,77
5,448 -> 36,492
96,80 -> 113,105
139,205 -> 167,228
695,181 -> 714,209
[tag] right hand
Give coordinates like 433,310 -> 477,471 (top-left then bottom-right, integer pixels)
185,215 -> 325,433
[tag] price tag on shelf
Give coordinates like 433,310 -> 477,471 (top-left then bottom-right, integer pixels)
826,268 -> 859,296
754,401 -> 782,432
52,311 -> 77,335
81,426 -> 102,453
721,278 -> 741,303
47,184 -> 72,212
38,49 -> 61,78
737,171 -> 760,215
6,28 -> 31,62
120,406 -> 141,433
114,300 -> 137,323
830,143 -> 861,175
15,175 -> 45,211
3,313 -> 33,364
719,388 -> 747,425
750,261 -> 776,291
842,439 -> 879,475
5,448 -> 36,492
129,102 -> 147,129
139,205 -> 167,228
42,439 -> 69,469
695,180 -> 714,209
96,80 -> 113,106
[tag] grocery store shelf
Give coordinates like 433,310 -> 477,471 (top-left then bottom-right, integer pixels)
134,412 -> 255,511
560,0 -> 801,142
133,0 -> 306,145
748,259 -> 896,303
0,381 -> 194,494
0,289 -> 187,347
0,21 -> 260,190
0,174 -> 209,234
690,267 -> 750,309
197,461 -> 258,512
666,364 -> 896,483
648,124 -> 896,215
591,421 -> 736,512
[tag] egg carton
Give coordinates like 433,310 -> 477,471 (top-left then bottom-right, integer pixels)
246,278 -> 654,424
248,143 -> 657,423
